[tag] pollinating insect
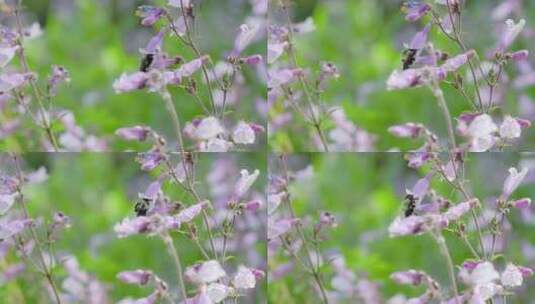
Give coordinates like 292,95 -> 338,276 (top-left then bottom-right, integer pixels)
139,54 -> 154,72
402,48 -> 418,70
134,197 -> 152,217
404,193 -> 417,217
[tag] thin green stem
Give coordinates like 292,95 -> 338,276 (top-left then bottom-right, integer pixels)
162,233 -> 188,301
433,232 -> 460,303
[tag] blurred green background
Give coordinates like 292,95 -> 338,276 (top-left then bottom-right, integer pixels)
268,0 -> 535,152
1,0 -> 265,151
0,152 -> 266,303
269,153 -> 535,303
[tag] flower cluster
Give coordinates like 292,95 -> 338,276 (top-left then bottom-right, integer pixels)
0,2 -> 106,151
113,151 -> 265,303
113,0 -> 266,152
388,0 -> 531,152
386,152 -> 533,303
267,1 -> 374,152
0,155 -> 110,303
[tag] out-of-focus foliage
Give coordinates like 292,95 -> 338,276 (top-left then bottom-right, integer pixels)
268,153 -> 535,303
269,0 -> 535,152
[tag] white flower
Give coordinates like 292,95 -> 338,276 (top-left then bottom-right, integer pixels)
198,260 -> 226,283
235,169 -> 260,196
470,135 -> 496,152
202,138 -> 233,152
502,167 -> 528,199
499,116 -> 521,139
232,122 -> 255,144
0,193 -> 17,215
472,282 -> 502,301
501,263 -> 523,288
268,192 -> 285,215
468,114 -> 498,138
470,262 -> 500,286
195,117 -> 224,140
206,283 -> 230,303
0,46 -> 19,68
232,266 -> 256,289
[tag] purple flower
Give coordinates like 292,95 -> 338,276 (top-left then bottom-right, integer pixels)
0,176 -> 19,195
232,23 -> 261,56
140,29 -> 166,55
409,173 -> 433,203
116,126 -> 152,141
1,263 -> 25,283
496,19 -> 526,53
390,270 -> 425,286
440,50 -> 475,73
240,54 -> 263,66
267,41 -> 288,64
267,218 -> 300,241
319,211 -> 337,227
442,199 -> 478,221
0,219 -> 32,239
185,260 -> 226,284
52,211 -> 71,230
175,201 -> 209,223
113,72 -> 148,93
0,72 -> 35,93
232,122 -> 256,144
0,193 -> 16,215
117,270 -> 153,285
232,265 -> 257,289
244,199 -> 262,212
406,150 -> 432,169
114,216 -> 152,238
143,180 -> 162,200
510,50 -> 529,61
388,123 -> 424,138
234,169 -> 260,197
136,149 -> 166,171
48,65 -> 70,96
404,3 -> 431,22
386,69 -> 422,90
409,23 -> 431,50
268,68 -> 304,88
135,6 -> 166,26
510,197 -> 531,212
388,215 -> 427,237
0,45 -> 18,67
175,56 -> 209,78
501,167 -> 528,200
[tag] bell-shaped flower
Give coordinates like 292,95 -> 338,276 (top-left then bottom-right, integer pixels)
232,122 -> 256,144
116,126 -> 152,141
232,266 -> 257,289
501,167 -> 528,200
117,270 -> 153,285
234,169 -> 260,197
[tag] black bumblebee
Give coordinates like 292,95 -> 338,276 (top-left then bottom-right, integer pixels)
404,193 -> 417,217
134,197 -> 152,217
139,54 -> 154,72
402,48 -> 418,70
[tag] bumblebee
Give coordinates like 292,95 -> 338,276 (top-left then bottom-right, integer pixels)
404,193 -> 417,217
134,198 -> 152,217
139,54 -> 154,72
402,48 -> 418,70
